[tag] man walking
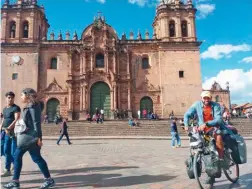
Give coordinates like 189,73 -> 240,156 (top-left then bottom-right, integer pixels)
1,92 -> 21,177
57,118 -> 72,145
170,118 -> 181,148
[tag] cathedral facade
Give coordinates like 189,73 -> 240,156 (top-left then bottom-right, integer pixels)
1,0 -> 203,121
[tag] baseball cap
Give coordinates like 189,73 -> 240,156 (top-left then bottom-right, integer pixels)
201,91 -> 212,98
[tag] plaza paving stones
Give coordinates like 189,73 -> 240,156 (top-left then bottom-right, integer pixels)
1,139 -> 252,189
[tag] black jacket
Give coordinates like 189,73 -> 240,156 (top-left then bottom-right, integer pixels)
61,121 -> 68,133
23,102 -> 43,140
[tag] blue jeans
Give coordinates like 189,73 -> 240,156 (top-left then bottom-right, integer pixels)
1,130 -> 5,156
13,144 -> 51,180
4,134 -> 17,171
57,132 -> 71,144
171,132 -> 181,147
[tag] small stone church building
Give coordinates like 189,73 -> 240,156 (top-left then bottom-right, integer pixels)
2,0 -> 213,121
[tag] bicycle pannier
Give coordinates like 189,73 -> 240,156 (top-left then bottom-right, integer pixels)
203,154 -> 221,178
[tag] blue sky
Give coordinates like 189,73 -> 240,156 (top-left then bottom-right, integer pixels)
2,0 -> 252,103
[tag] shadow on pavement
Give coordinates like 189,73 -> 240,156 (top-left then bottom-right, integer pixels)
21,166 -> 139,176
5,173 -> 176,189
55,142 -> 108,145
213,173 -> 252,189
91,174 -> 176,188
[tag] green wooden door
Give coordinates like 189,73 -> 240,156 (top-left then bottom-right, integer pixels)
90,82 -> 111,118
140,97 -> 153,118
46,98 -> 60,122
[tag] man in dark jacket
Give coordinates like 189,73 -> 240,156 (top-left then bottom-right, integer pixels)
57,118 -> 72,145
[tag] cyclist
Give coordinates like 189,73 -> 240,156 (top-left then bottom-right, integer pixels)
184,91 -> 231,183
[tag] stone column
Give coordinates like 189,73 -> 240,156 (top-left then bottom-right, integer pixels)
127,51 -> 130,75
189,15 -> 196,40
113,84 -> 117,109
90,51 -> 94,71
80,54 -> 83,75
117,51 -> 120,74
83,84 -> 87,110
83,51 -> 86,74
29,12 -> 34,40
80,84 -> 83,111
110,89 -> 114,111
1,13 -> 7,41
117,85 -> 120,109
67,84 -> 73,120
105,50 -> 109,73
161,17 -> 169,39
68,53 -> 72,75
16,12 -> 21,40
79,84 -> 87,120
127,83 -> 132,117
113,51 -> 116,73
176,13 -> 182,40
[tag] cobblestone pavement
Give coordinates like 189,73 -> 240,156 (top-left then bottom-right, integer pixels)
1,139 -> 252,189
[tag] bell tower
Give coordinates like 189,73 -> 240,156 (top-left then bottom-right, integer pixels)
152,0 -> 196,41
1,0 -> 50,43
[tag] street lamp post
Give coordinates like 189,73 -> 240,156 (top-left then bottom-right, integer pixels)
226,81 -> 232,112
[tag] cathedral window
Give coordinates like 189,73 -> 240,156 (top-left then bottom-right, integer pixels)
179,70 -> 184,78
215,95 -> 220,102
181,20 -> 188,37
12,73 -> 18,80
96,53 -> 104,68
142,57 -> 149,69
10,21 -> 16,38
169,20 -> 175,37
50,58 -> 57,69
23,21 -> 29,38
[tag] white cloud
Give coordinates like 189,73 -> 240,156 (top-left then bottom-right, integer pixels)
85,0 -> 106,3
201,44 -> 251,60
97,0 -> 105,3
196,4 -> 215,19
197,0 -> 211,2
128,0 -> 215,19
128,0 -> 150,7
240,56 -> 252,64
203,69 -> 252,104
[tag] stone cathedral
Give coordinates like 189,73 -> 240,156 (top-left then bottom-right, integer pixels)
1,0 -> 205,121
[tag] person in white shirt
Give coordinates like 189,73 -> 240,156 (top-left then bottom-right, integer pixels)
137,110 -> 141,119
100,109 -> 104,121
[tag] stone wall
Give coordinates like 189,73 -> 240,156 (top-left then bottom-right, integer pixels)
1,50 -> 39,110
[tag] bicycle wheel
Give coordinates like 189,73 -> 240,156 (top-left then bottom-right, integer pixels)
193,151 -> 214,189
223,158 -> 239,183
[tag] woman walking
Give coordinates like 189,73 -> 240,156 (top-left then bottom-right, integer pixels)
4,88 -> 55,189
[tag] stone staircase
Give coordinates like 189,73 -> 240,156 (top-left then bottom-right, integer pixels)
42,118 -> 252,137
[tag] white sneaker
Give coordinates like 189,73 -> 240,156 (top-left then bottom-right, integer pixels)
1,169 -> 12,177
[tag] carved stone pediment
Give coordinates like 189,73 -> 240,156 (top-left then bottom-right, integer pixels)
108,69 -> 115,82
44,78 -> 66,93
83,35 -> 92,41
137,80 -> 161,92
211,81 -> 223,91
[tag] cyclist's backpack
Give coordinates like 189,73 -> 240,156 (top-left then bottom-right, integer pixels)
185,155 -> 201,179
203,154 -> 222,178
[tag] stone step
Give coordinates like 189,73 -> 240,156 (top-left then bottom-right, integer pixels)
41,119 -> 252,137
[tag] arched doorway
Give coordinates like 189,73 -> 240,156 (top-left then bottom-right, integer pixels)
140,96 -> 153,118
90,82 -> 111,118
46,98 -> 60,122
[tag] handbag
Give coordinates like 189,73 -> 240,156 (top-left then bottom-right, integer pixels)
16,109 -> 38,150
16,130 -> 38,150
